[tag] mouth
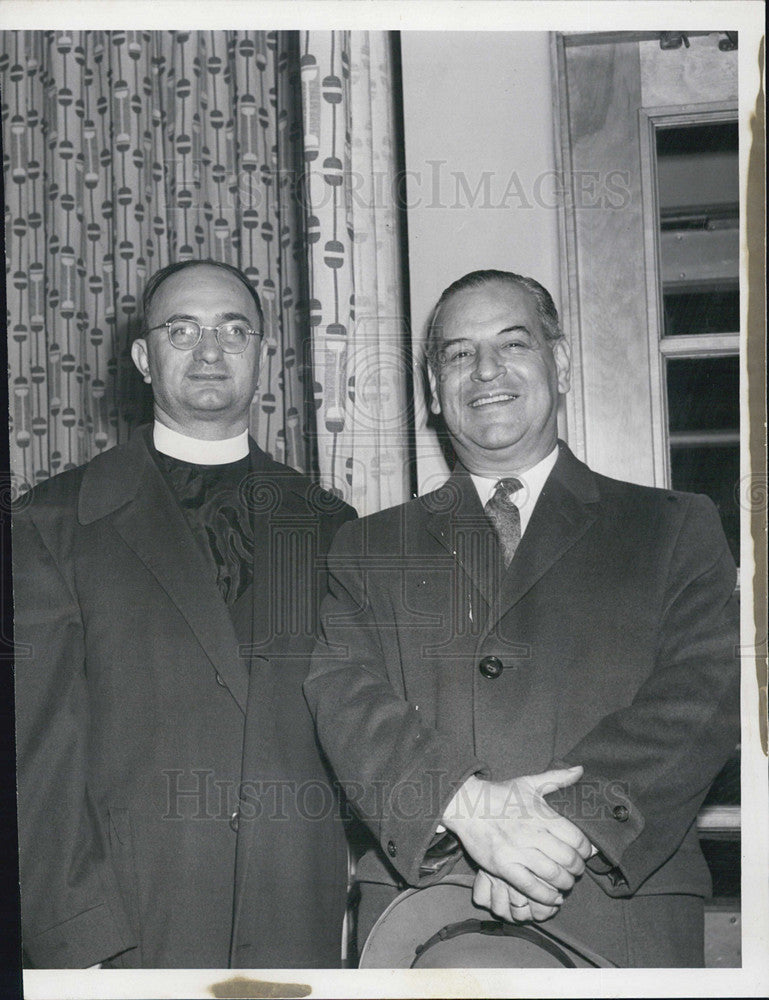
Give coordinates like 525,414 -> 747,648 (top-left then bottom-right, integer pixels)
468,392 -> 519,409
187,373 -> 229,381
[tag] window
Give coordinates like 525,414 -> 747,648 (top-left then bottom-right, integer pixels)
654,117 -> 740,564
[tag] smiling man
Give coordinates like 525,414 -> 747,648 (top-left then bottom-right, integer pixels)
426,273 -> 570,472
13,260 -> 355,968
305,269 -> 740,967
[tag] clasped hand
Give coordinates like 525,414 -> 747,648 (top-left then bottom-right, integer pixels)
441,765 -> 592,923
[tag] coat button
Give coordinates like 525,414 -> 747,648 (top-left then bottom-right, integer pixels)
478,655 -> 503,679
387,840 -> 397,858
229,809 -> 240,832
215,673 -> 227,687
612,804 -> 629,822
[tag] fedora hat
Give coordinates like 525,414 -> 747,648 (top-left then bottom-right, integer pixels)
359,874 -> 617,969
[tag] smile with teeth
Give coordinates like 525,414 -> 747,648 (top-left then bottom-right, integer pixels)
469,392 -> 519,408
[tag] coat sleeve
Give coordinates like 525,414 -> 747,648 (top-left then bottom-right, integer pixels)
304,518 -> 485,887
546,494 -> 740,896
13,508 -> 136,967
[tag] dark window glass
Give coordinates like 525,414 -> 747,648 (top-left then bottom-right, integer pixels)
667,356 -> 739,432
663,286 -> 740,337
700,840 -> 740,898
666,356 -> 740,564
656,121 -> 738,156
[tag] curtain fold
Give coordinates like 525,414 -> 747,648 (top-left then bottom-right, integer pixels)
3,29 -> 411,514
301,30 -> 410,513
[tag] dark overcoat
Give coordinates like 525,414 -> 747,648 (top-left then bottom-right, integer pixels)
13,426 -> 355,968
304,442 -> 740,966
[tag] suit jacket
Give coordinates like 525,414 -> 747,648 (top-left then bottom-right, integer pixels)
13,426 -> 355,968
304,442 -> 740,966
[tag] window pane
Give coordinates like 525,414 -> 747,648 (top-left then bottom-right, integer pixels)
667,356 -> 739,432
656,120 -> 738,158
663,286 -> 739,337
666,356 -> 740,564
700,840 -> 740,898
656,121 -> 739,338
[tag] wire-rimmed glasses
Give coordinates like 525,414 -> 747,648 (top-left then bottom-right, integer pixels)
148,319 -> 261,354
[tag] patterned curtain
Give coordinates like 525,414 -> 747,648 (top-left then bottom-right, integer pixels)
2,30 -> 410,515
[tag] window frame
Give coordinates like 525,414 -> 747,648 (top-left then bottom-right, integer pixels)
638,102 -> 740,489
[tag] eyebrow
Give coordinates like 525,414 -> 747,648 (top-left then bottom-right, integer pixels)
162,311 -> 253,324
497,324 -> 532,337
438,325 -> 532,348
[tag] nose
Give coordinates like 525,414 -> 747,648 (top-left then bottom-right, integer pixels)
193,326 -> 224,364
471,344 -> 505,382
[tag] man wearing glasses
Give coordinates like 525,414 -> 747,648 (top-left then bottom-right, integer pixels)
13,260 -> 355,968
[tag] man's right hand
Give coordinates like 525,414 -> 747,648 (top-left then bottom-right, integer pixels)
441,766 -> 592,906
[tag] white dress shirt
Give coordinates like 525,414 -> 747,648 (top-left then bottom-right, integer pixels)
469,444 -> 559,536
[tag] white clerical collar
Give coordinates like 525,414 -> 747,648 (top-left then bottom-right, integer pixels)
153,421 -> 250,465
470,445 -> 559,537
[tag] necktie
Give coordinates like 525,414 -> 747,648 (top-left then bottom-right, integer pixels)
484,477 -> 522,567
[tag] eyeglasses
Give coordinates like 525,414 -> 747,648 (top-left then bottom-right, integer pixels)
148,319 -> 261,354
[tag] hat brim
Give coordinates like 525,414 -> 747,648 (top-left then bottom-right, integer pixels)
359,877 -> 614,969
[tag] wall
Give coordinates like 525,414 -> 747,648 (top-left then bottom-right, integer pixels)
399,32 -> 562,492
555,33 -> 739,488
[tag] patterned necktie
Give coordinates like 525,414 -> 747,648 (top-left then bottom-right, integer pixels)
484,477 -> 522,567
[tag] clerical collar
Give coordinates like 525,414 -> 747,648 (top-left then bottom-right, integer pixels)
153,421 -> 250,465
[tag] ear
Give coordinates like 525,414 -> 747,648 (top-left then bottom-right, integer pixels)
553,338 -> 571,394
427,362 -> 442,416
257,334 -> 269,385
131,339 -> 152,384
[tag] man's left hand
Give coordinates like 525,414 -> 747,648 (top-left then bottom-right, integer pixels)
472,869 -> 561,923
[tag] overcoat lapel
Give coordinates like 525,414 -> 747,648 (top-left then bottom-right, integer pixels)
78,428 -> 249,713
487,444 -> 600,633
423,445 -> 601,634
423,471 -> 502,610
